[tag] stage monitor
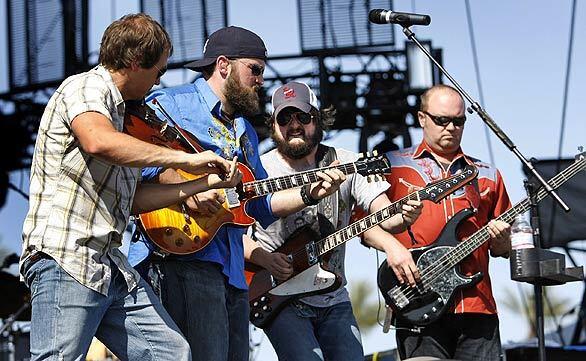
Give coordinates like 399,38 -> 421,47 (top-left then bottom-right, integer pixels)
141,0 -> 227,66
298,0 -> 395,55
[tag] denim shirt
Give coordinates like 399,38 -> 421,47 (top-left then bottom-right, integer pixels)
127,77 -> 276,289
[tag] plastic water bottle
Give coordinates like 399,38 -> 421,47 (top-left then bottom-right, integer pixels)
511,214 -> 534,250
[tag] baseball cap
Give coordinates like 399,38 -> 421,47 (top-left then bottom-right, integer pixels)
271,81 -> 319,120
184,26 -> 268,71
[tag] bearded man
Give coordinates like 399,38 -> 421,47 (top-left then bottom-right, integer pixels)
128,28 -> 348,361
244,82 -> 423,361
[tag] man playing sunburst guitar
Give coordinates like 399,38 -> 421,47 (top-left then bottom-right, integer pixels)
127,27 -> 348,361
244,81 -> 423,360
377,84 -> 512,361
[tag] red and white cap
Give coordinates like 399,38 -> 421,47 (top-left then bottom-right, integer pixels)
271,81 -> 319,119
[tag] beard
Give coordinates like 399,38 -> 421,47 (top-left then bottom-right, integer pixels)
224,69 -> 261,118
271,125 -> 323,159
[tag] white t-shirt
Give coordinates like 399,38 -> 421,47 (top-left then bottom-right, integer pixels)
254,147 -> 390,307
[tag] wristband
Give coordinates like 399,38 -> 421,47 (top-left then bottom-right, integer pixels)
300,185 -> 319,206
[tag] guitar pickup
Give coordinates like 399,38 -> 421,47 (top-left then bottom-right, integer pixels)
388,287 -> 409,309
305,243 -> 318,265
224,188 -> 241,208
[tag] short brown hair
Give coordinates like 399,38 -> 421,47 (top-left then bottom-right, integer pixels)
99,13 -> 173,71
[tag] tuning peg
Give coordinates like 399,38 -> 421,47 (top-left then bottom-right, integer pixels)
367,176 -> 372,183
373,150 -> 378,156
579,146 -> 584,153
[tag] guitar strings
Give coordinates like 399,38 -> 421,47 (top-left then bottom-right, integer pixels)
311,169 -> 476,257
284,173 -> 468,264
245,162 -> 364,194
390,158 -> 585,305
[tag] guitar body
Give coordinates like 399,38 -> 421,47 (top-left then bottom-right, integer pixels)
245,226 -> 343,328
138,163 -> 256,255
377,208 -> 483,326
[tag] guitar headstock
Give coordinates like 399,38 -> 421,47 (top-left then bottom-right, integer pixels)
356,151 -> 391,178
419,164 -> 479,203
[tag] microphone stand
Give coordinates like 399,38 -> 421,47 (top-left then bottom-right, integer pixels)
399,25 -> 571,361
400,26 -> 569,213
525,180 -> 546,361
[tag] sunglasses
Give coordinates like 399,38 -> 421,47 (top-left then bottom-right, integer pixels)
153,64 -> 167,79
232,59 -> 264,77
276,111 -> 314,126
422,111 -> 466,127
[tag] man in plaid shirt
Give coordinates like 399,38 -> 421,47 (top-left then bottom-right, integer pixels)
20,13 -> 241,361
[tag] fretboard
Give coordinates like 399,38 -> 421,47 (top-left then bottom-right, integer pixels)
436,156 -> 585,274
314,190 -> 424,257
245,162 -> 360,196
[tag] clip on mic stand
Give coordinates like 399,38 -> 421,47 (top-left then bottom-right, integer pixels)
399,25 -> 583,361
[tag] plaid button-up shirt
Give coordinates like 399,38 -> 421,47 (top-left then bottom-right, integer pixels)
21,65 -> 141,295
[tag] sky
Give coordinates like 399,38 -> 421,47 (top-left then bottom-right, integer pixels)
1,0 -> 585,359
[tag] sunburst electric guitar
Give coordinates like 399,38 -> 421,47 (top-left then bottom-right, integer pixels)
377,151 -> 586,327
138,153 -> 392,255
245,164 -> 479,328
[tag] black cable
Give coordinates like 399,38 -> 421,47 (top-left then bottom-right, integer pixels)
516,282 -> 537,335
464,0 -> 495,166
543,287 -> 564,346
557,0 -> 577,162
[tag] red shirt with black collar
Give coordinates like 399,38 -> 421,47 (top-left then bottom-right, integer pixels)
371,141 -> 511,315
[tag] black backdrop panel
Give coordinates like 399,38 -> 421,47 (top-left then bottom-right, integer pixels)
523,157 -> 586,248
298,0 -> 395,54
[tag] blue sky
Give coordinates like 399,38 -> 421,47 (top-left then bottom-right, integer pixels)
1,0 -> 585,358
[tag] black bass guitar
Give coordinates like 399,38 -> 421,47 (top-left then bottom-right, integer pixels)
246,164 -> 479,328
377,151 -> 586,327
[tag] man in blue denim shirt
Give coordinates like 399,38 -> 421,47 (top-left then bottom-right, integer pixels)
128,26 -> 347,361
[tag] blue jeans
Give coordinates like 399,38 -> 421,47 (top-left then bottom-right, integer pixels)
23,254 -> 190,361
153,259 -> 249,361
265,301 -> 364,361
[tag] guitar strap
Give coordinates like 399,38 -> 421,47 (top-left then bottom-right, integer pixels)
315,144 -> 339,240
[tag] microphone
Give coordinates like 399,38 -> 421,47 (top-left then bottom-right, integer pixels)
369,9 -> 431,27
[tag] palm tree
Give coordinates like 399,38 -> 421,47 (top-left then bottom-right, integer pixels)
350,279 -> 382,332
500,286 -> 569,338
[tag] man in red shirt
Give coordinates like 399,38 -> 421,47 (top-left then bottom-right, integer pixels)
379,84 -> 512,360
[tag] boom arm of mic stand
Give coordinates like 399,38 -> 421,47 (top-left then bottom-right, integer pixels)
401,26 -> 569,212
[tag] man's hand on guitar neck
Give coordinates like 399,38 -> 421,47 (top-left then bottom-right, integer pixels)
487,220 -> 512,258
308,160 -> 347,200
244,235 -> 293,281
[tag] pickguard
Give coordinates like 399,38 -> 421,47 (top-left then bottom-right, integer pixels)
270,264 -> 336,296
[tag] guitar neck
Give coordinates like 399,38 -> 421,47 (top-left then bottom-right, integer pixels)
245,162 -> 361,197
314,190 -> 428,257
447,157 -> 586,268
313,168 -> 478,256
